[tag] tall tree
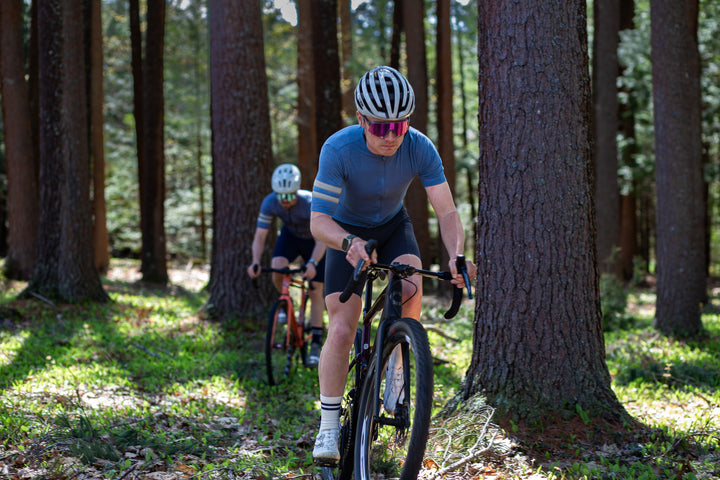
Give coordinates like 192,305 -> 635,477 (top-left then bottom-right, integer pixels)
593,0 -> 621,276
454,2 -> 478,257
402,0 -> 432,265
650,0 -> 705,337
339,0 -> 355,120
0,0 -> 39,280
436,0 -> 455,275
436,0 -> 455,194
24,0 -> 107,303
466,0 -> 632,429
86,0 -> 110,273
618,0 -> 637,281
297,0 -> 317,190
310,0 -> 343,148
139,0 -> 168,284
390,0 -> 402,68
189,2 -> 208,261
207,0 -> 274,318
129,0 -> 144,195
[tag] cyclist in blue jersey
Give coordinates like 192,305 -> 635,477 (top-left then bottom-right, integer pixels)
310,66 -> 476,463
247,164 -> 327,367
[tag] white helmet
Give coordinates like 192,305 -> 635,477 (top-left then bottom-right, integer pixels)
354,66 -> 415,120
271,164 -> 301,194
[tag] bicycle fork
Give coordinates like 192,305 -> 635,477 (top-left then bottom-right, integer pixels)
372,324 -> 411,430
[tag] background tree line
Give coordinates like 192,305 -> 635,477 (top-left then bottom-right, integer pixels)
0,0 -> 719,431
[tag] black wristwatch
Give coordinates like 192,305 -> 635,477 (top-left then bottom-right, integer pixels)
342,234 -> 357,253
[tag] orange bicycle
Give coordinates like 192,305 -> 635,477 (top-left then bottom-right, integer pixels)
259,266 -> 313,386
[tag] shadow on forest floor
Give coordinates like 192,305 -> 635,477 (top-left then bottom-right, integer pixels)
0,261 -> 719,479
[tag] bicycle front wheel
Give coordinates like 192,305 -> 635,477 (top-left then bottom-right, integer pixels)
354,317 -> 433,480
265,299 -> 292,386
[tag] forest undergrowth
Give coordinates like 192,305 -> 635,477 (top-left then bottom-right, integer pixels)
0,259 -> 719,479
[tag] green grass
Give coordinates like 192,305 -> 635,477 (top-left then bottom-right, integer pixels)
1,264 -> 720,479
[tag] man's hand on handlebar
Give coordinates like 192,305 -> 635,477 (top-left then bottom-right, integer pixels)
303,262 -> 317,281
247,263 -> 261,279
345,237 -> 377,268
449,256 -> 476,290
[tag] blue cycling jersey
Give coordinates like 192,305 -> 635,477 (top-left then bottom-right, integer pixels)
256,189 -> 314,240
311,125 -> 446,227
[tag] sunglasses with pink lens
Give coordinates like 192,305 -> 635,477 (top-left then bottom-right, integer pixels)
362,116 -> 409,138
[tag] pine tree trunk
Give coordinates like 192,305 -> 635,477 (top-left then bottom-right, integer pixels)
139,0 -> 168,284
208,0 -> 275,318
593,0 -> 621,276
26,0 -> 107,303
88,0 -> 110,273
466,0 -> 629,427
403,0 -> 431,266
297,0 -> 317,190
651,0 -> 705,337
0,0 -> 39,280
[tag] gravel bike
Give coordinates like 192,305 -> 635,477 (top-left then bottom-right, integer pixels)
258,266 -> 313,386
320,240 -> 472,480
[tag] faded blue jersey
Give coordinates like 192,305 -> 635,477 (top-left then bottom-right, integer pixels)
256,189 -> 313,239
311,125 -> 446,227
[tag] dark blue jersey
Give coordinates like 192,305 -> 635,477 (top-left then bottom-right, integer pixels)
256,189 -> 313,240
312,125 -> 446,227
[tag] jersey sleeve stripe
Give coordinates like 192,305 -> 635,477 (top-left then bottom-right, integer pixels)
313,179 -> 342,194
313,191 -> 339,204
257,212 -> 272,229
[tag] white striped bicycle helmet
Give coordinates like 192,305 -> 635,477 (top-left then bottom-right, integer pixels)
271,164 -> 301,194
354,66 -> 415,121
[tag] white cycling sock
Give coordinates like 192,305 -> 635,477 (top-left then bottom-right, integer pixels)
319,394 -> 342,431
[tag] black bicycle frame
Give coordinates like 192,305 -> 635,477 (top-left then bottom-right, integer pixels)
353,264 -> 413,429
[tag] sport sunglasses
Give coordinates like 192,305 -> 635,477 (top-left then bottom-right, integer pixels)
276,193 -> 297,202
362,116 -> 410,138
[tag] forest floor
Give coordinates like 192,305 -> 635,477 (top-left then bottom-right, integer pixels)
0,259 -> 718,480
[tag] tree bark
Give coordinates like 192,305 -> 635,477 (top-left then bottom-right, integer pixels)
339,0 -> 355,121
0,0 -> 39,280
86,0 -> 110,273
390,0 -> 402,68
208,0 -> 275,318
651,0 -> 705,337
403,0 -> 431,266
25,0 -> 107,303
297,0 -> 317,190
593,0 -> 621,277
436,0 -> 454,194
436,0 -> 455,280
139,0 -> 168,284
310,0 -> 343,148
466,0 -> 630,428
129,0 -> 144,206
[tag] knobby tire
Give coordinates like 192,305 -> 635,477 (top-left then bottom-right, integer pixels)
265,299 -> 292,386
354,317 -> 433,480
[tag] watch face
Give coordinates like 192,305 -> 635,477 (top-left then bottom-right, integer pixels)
343,235 -> 355,252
